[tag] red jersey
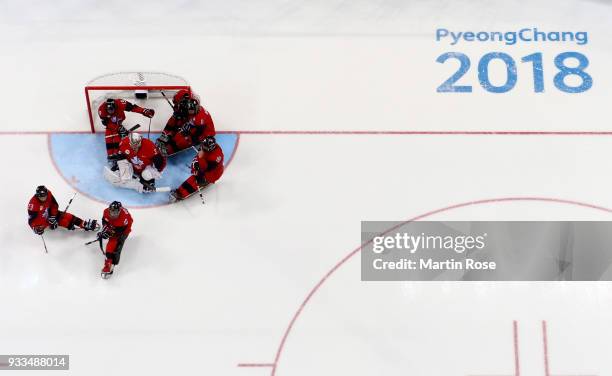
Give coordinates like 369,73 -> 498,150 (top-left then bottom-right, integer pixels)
102,207 -> 133,236
98,99 -> 147,130
163,105 -> 215,140
27,191 -> 59,229
192,146 -> 224,183
190,106 -> 215,138
119,137 -> 166,174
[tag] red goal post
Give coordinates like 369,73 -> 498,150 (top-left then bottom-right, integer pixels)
84,72 -> 191,133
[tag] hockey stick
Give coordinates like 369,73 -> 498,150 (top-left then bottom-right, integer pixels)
190,146 -> 205,205
97,236 -> 104,256
147,117 -> 152,140
85,236 -> 105,256
160,91 -> 174,109
38,192 -> 77,255
190,146 -> 206,205
84,238 -> 98,246
196,183 -> 205,205
104,124 -> 141,139
41,234 -> 48,254
127,124 -> 141,132
54,192 -> 78,232
62,192 -> 77,213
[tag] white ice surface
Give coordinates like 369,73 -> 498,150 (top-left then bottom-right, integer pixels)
1,1 -> 612,375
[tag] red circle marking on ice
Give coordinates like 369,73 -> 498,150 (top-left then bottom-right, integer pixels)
263,197 -> 612,376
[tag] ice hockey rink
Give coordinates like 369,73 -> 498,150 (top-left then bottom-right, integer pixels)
1,1 -> 612,375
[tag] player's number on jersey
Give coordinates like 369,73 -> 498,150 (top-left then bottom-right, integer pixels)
436,51 -> 592,93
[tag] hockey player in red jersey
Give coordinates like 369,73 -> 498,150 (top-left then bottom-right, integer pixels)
27,186 -> 98,235
118,133 -> 166,191
169,136 -> 224,202
98,201 -> 133,279
155,97 -> 216,157
103,132 -> 166,193
98,98 -> 155,163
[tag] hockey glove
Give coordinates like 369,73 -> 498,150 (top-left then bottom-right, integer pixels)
156,142 -> 168,158
157,133 -> 169,144
142,108 -> 155,118
196,172 -> 208,186
83,219 -> 99,232
141,181 -> 156,193
180,122 -> 193,136
33,226 -> 45,235
155,134 -> 170,157
118,126 -> 129,138
48,216 -> 58,230
98,226 -> 112,240
191,159 -> 200,174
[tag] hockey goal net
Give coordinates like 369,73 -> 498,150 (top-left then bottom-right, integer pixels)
85,71 -> 191,133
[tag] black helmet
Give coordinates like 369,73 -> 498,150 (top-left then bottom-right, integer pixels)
109,201 -> 122,217
35,185 -> 48,198
105,98 -> 117,113
176,98 -> 190,118
200,136 -> 217,152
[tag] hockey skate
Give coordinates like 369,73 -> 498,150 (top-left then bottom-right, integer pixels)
108,159 -> 119,172
101,259 -> 114,279
168,189 -> 182,203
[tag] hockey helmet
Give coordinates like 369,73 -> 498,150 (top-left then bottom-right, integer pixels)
35,185 -> 48,200
174,89 -> 191,103
105,98 -> 117,114
175,98 -> 190,118
129,132 -> 142,151
109,201 -> 122,218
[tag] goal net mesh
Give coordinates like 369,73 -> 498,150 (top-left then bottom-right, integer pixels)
85,72 -> 191,133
